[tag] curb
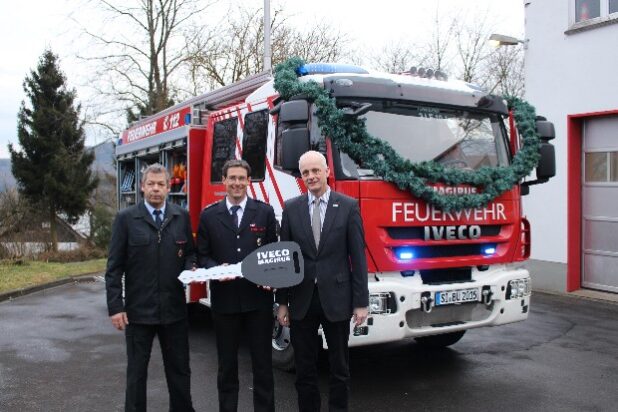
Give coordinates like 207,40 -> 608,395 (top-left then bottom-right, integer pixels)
0,272 -> 104,303
532,288 -> 618,306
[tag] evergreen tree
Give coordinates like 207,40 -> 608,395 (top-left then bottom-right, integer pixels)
9,49 -> 98,252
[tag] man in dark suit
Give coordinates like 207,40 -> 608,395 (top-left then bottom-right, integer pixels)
197,159 -> 277,412
276,150 -> 369,412
105,163 -> 196,412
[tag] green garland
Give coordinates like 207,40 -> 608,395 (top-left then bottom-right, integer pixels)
273,57 -> 541,211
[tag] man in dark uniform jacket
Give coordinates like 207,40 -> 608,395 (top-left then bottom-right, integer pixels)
105,163 -> 196,412
276,151 -> 369,412
197,159 -> 277,412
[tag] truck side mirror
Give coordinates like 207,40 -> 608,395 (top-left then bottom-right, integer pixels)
536,119 -> 555,141
279,100 -> 309,123
280,128 -> 310,171
522,118 -> 557,191
536,142 -> 556,180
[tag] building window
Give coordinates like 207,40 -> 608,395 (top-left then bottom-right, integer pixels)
575,0 -> 600,22
242,110 -> 268,181
569,0 -> 618,32
584,151 -> 618,182
211,117 -> 238,182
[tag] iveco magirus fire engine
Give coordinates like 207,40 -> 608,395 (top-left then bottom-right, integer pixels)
115,63 -> 556,370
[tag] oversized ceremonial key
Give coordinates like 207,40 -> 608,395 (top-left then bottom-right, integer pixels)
178,263 -> 242,284
178,241 -> 304,288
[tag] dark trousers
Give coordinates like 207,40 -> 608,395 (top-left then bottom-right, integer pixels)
125,320 -> 195,412
212,309 -> 275,412
290,287 -> 351,412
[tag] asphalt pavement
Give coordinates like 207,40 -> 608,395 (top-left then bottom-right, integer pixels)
1,279 -> 617,412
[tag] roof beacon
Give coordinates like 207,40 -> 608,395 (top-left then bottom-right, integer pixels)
296,63 -> 369,76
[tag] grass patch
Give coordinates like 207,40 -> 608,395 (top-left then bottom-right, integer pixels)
0,258 -> 106,294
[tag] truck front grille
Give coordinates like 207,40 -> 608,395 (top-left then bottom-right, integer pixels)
386,225 -> 501,240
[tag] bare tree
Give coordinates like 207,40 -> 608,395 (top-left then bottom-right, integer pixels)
77,0 -> 214,124
424,7 -> 457,73
484,45 -> 525,97
368,40 -> 426,73
453,13 -> 493,84
181,3 -> 349,90
364,7 -> 524,98
0,188 -> 30,240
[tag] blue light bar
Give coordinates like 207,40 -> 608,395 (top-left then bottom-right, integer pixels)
296,63 -> 369,76
394,247 -> 415,261
483,246 -> 497,256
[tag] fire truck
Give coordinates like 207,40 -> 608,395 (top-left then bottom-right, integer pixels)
115,63 -> 556,370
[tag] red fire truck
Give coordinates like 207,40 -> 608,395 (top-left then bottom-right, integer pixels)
116,63 -> 555,370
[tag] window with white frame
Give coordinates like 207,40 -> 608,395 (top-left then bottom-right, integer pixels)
575,0 -> 600,22
572,0 -> 618,25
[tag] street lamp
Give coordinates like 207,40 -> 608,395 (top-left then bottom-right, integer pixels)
263,0 -> 272,72
489,33 -> 527,48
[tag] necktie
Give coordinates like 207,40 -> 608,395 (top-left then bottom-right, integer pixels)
312,198 -> 321,248
231,205 -> 241,228
153,209 -> 163,229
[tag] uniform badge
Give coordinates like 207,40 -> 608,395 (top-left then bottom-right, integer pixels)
257,237 -> 262,247
178,249 -> 184,258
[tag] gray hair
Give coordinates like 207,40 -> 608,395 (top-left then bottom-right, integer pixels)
298,150 -> 327,170
141,163 -> 170,185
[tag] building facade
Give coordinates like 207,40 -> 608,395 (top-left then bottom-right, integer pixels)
524,0 -> 618,293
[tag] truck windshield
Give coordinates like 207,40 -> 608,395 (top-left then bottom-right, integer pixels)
337,101 -> 510,178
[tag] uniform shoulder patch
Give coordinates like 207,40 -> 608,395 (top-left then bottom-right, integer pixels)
203,201 -> 219,211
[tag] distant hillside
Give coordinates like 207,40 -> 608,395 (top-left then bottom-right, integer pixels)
0,159 -> 15,190
0,139 -> 115,192
91,140 -> 116,175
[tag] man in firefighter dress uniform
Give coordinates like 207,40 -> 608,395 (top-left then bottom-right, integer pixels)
197,159 -> 277,412
105,163 -> 196,412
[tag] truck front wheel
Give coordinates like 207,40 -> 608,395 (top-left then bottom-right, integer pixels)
414,330 -> 466,348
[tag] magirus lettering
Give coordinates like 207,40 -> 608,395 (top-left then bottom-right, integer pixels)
257,249 -> 291,265
432,186 -> 478,195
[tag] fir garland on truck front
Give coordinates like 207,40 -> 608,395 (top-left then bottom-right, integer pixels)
273,57 -> 541,212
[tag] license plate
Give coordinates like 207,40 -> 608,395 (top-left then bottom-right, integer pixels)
435,288 -> 479,306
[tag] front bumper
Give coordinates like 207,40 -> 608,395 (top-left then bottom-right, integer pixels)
346,265 -> 531,347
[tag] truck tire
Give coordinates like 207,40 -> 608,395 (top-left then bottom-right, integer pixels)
414,330 -> 466,348
272,304 -> 295,372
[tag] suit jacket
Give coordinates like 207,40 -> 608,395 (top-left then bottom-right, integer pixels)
197,197 -> 277,314
105,202 -> 196,325
275,191 -> 369,322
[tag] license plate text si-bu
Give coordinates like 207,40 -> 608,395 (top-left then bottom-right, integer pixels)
435,288 -> 479,305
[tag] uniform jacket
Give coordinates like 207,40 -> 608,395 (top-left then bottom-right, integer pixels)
275,191 -> 369,322
105,202 -> 196,325
197,197 -> 277,314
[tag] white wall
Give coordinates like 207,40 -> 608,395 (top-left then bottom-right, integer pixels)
524,0 -> 618,263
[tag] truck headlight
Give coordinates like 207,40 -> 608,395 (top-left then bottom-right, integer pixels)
506,278 -> 531,299
369,292 -> 392,314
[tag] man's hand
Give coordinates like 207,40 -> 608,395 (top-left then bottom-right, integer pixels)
277,304 -> 290,327
110,312 -> 129,331
352,307 -> 368,326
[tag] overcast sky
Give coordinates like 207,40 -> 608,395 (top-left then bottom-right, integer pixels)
0,0 -> 525,159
